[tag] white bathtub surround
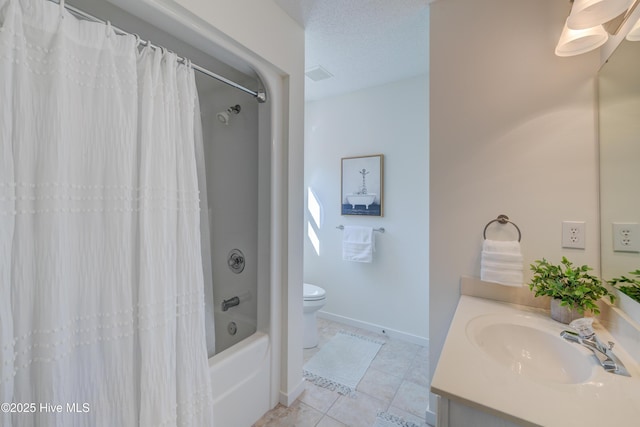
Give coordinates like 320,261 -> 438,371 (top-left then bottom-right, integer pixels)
200,82 -> 260,357
209,332 -> 271,426
213,309 -> 257,353
432,280 -> 640,426
0,0 -> 212,424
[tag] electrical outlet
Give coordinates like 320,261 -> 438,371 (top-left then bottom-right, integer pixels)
613,223 -> 640,252
562,221 -> 585,249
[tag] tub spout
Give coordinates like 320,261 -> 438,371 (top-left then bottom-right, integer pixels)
222,296 -> 240,311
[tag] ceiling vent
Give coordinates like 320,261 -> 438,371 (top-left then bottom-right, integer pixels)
305,65 -> 333,82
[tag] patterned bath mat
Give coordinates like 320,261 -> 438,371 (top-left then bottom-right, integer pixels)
303,331 -> 384,395
373,411 -> 423,427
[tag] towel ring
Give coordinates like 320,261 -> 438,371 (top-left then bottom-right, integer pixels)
483,214 -> 521,242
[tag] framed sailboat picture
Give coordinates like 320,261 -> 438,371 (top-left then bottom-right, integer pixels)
341,154 -> 384,216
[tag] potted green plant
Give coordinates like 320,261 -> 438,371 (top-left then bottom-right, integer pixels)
528,257 -> 615,324
608,270 -> 640,304
607,271 -> 640,326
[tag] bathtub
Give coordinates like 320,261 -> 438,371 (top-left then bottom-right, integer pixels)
208,331 -> 271,426
347,193 -> 377,209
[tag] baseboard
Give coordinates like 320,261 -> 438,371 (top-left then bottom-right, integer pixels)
317,311 -> 429,348
425,408 -> 437,427
279,378 -> 305,407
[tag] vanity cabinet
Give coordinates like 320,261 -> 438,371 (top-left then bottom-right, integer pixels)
431,289 -> 640,427
436,397 -> 528,427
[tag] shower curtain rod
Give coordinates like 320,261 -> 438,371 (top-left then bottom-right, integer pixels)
52,0 -> 266,103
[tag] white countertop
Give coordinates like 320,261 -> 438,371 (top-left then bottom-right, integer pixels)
431,296 -> 640,426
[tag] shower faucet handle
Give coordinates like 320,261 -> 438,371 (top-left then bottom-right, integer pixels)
229,254 -> 244,266
227,249 -> 245,273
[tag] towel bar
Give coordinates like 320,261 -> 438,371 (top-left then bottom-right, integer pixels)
483,214 -> 521,242
337,225 -> 385,233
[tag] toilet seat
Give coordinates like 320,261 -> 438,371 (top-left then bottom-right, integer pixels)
303,283 -> 325,301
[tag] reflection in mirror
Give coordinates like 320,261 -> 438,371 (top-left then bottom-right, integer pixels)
599,32 -> 640,309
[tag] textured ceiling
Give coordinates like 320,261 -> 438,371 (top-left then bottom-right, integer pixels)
273,0 -> 430,101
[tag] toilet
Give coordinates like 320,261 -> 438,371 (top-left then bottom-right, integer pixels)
303,283 -> 326,349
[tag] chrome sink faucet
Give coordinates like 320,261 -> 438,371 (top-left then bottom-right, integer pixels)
560,318 -> 630,377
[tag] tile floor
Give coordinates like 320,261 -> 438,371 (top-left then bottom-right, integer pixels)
253,318 -> 433,427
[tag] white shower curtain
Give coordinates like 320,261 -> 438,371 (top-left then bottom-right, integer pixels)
0,0 -> 213,425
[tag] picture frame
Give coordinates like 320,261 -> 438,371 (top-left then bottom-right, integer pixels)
341,154 -> 384,216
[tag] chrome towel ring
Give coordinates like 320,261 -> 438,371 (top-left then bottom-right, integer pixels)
483,214 -> 522,242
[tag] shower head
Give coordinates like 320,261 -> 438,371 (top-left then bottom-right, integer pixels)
217,104 -> 241,125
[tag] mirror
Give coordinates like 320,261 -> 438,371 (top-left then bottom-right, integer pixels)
599,36 -> 640,302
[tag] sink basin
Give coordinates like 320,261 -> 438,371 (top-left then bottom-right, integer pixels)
432,296 -> 640,426
466,315 -> 593,384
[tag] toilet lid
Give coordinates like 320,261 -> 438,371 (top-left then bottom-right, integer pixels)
303,283 -> 326,301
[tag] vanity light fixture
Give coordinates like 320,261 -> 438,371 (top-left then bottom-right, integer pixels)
556,0 -> 638,56
626,16 -> 640,39
555,18 -> 609,56
567,0 -> 634,30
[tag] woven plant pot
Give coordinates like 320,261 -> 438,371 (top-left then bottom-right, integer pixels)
550,298 -> 582,324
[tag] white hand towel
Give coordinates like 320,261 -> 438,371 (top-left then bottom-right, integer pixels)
481,252 -> 524,267
342,226 -> 374,263
480,239 -> 523,287
482,239 -> 522,254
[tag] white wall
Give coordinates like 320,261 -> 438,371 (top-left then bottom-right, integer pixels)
304,75 -> 429,342
429,0 -> 602,412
